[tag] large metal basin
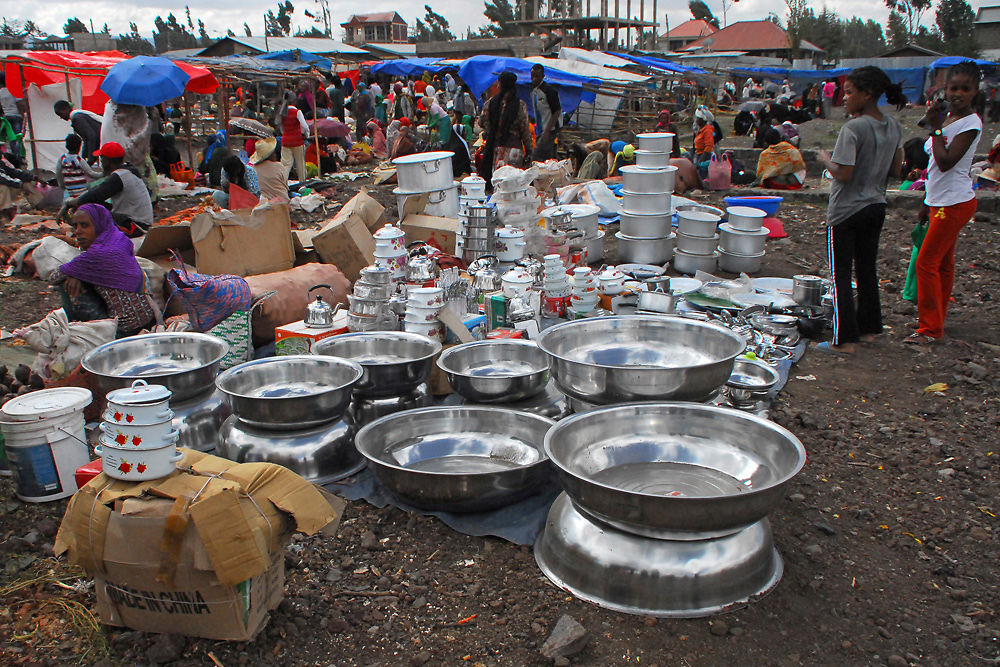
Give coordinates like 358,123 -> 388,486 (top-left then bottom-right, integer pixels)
535,494 -> 783,617
437,340 -> 550,403
543,402 -> 807,538
313,332 -> 441,398
217,415 -> 362,485
355,406 -> 554,512
535,316 -> 744,404
83,333 -> 229,402
215,356 -> 363,430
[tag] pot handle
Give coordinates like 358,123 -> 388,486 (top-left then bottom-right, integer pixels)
421,159 -> 442,174
169,449 -> 185,463
94,444 -> 103,457
130,379 -> 149,389
157,408 -> 174,420
427,189 -> 446,204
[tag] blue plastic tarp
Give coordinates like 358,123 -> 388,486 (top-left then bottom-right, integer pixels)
930,56 -> 996,72
370,58 -> 450,78
457,55 -> 599,119
612,52 -> 706,74
882,67 -> 927,105
255,49 -> 332,71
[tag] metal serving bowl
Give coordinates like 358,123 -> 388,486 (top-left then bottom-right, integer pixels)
313,332 -> 442,398
170,389 -> 230,452
535,494 -> 783,617
215,356 -> 363,430
543,402 -> 807,538
83,333 -> 229,402
217,415 -> 362,485
354,406 -> 554,512
535,316 -> 745,404
724,358 -> 781,409
437,340 -> 550,403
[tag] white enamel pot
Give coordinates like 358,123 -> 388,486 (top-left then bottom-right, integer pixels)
105,380 -> 173,425
95,440 -> 183,481
100,419 -> 179,450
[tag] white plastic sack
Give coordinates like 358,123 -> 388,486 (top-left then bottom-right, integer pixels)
290,193 -> 326,213
14,309 -> 118,380
31,236 -> 81,281
579,181 -> 620,217
492,165 -> 539,193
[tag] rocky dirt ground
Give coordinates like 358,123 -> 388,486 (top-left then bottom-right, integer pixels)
1,110 -> 999,666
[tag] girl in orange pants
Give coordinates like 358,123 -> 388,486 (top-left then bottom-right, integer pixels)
914,198 -> 977,339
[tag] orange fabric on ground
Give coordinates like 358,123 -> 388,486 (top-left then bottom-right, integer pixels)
694,124 -> 715,154
915,197 -> 978,338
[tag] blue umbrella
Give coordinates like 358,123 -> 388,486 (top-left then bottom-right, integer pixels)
100,56 -> 191,106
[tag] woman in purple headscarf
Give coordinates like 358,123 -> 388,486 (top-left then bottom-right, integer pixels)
49,203 -> 155,336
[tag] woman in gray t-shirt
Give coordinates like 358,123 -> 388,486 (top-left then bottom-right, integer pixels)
818,67 -> 906,353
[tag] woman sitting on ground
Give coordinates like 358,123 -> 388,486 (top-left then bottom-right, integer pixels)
568,143 -> 607,180
49,204 -> 155,337
213,155 -> 260,208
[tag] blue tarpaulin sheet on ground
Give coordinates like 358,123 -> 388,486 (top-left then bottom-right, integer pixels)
370,58 -> 451,78
457,55 -> 600,120
254,49 -> 332,71
612,52 -> 706,74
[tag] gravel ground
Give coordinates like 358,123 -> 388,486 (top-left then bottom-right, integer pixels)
1,176 -> 999,666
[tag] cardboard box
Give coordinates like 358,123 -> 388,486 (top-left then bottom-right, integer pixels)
189,203 -> 296,277
136,225 -> 195,265
400,214 -> 459,255
427,343 -> 456,396
275,316 -> 349,355
55,450 -> 343,640
443,313 -> 487,344
313,191 -> 383,281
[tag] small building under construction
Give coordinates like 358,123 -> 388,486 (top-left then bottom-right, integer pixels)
512,0 -> 660,51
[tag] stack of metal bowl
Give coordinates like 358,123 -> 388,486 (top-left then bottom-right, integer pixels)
391,151 -> 458,220
348,266 -> 396,332
535,402 -> 806,617
355,406 -> 554,512
457,203 -> 495,265
617,161 -> 677,266
312,331 -> 440,428
535,315 -> 745,406
82,332 -> 231,452
674,209 -> 722,275
719,206 -> 768,274
724,358 -> 781,410
214,356 -> 365,483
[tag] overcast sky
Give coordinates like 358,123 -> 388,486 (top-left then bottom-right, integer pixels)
0,0 -> 931,42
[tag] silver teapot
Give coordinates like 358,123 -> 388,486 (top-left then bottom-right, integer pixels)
305,284 -> 344,328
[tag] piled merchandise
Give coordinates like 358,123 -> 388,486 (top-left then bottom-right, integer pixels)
541,253 -> 571,318
675,209 -> 722,274
97,380 -> 181,482
347,265 -> 396,332
568,266 -> 599,317
372,223 -> 409,280
457,204 -> 496,265
495,225 -> 527,264
718,206 -> 768,274
458,176 -> 489,208
392,151 -> 458,219
404,286 -> 446,341
616,133 -> 678,266
491,167 -> 544,256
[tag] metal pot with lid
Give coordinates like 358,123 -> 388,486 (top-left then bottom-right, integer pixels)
792,275 -> 824,306
305,284 -> 344,328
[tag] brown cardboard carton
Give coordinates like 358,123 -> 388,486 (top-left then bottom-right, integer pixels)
55,450 -> 343,640
312,191 -> 383,281
189,203 -> 296,277
400,214 -> 459,254
136,224 -> 195,265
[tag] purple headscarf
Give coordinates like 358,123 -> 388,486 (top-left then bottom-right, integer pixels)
60,204 -> 144,293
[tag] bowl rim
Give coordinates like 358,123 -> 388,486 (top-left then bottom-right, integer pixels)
536,315 -> 742,372
436,340 -> 549,378
82,332 -> 229,377
543,401 -> 806,500
214,355 -> 363,399
355,406 -> 555,474
314,331 -> 442,366
728,358 -> 781,389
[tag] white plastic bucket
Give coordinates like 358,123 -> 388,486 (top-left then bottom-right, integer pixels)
1,410 -> 91,501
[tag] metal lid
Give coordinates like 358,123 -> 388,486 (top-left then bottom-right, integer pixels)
1,387 -> 93,421
106,380 -> 172,405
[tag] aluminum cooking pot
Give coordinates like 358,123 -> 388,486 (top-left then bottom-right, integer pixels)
676,233 -> 719,255
392,151 -> 456,193
677,209 -> 720,238
719,249 -> 764,274
725,206 -> 766,232
619,165 -> 677,195
635,132 -> 675,153
620,211 -> 671,238
615,231 -> 674,265
719,223 -> 769,255
792,274 -> 824,306
621,191 -> 672,215
634,149 -> 670,170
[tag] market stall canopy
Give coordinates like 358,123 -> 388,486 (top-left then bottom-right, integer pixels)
611,53 -> 707,75
4,51 -> 127,113
558,48 -> 636,70
929,56 -> 996,72
100,56 -> 190,106
370,58 -> 451,79
173,60 -> 219,95
457,55 -> 601,119
525,56 -> 650,84
255,49 -> 333,72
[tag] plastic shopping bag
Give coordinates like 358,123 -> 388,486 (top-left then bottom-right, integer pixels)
903,222 -> 928,303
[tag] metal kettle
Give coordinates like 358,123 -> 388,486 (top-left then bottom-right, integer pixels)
305,284 -> 343,328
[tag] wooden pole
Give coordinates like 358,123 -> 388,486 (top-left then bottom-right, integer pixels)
17,65 -> 38,170
626,0 -> 632,50
183,92 -> 194,167
651,0 -> 657,50
638,0 -> 644,49
614,0 -> 619,48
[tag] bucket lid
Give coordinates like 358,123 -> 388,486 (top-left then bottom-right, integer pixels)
106,379 -> 172,405
1,387 -> 92,422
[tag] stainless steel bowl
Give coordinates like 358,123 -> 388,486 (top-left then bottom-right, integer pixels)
83,333 -> 229,402
346,383 -> 434,428
437,340 -> 550,403
536,316 -> 744,404
615,231 -> 675,265
724,358 -> 781,409
543,402 -> 807,538
354,406 -> 554,512
170,389 -> 230,452
535,494 -> 783,617
313,332 -> 442,398
218,415 -> 362,485
352,281 -> 394,300
215,356 -> 363,430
